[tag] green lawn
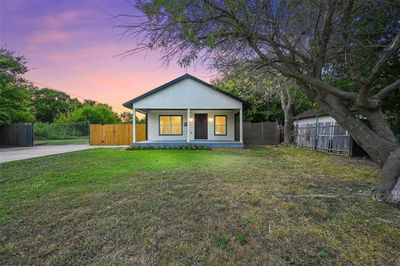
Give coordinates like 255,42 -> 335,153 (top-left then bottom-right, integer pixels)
1,147 -> 399,265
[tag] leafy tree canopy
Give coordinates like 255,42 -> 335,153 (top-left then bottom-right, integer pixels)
0,48 -> 34,125
31,88 -> 83,123
213,74 -> 283,123
119,111 -> 133,123
213,68 -> 313,123
56,104 -> 121,124
119,111 -> 146,124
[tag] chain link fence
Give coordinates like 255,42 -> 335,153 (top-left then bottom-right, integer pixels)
34,122 -> 89,145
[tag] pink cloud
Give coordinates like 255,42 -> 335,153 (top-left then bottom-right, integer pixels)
88,72 -> 134,92
43,44 -> 117,63
30,30 -> 77,44
28,10 -> 94,46
44,10 -> 87,28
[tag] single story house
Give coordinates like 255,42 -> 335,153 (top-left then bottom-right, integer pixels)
122,74 -> 245,148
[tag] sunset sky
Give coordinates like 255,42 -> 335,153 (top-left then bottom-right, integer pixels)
0,0 -> 212,113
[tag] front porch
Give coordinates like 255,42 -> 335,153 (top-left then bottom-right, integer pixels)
131,108 -> 244,147
131,140 -> 244,148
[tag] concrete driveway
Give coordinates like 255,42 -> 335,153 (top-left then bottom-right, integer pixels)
0,145 -> 128,163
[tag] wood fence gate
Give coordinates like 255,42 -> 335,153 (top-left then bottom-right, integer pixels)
90,124 -> 146,145
241,121 -> 281,145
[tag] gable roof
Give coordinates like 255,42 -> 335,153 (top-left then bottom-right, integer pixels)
293,109 -> 327,120
122,74 -> 245,108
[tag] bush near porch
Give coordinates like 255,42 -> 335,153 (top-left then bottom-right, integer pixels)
0,147 -> 399,265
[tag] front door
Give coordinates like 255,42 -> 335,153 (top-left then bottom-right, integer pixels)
234,113 -> 239,141
195,114 -> 208,139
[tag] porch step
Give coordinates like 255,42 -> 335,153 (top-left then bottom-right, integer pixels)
131,141 -> 244,149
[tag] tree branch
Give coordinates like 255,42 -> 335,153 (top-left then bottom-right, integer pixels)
247,35 -> 358,102
313,0 -> 337,78
341,0 -> 364,86
365,32 -> 400,88
373,79 -> 400,101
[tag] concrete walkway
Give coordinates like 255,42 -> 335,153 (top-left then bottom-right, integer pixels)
0,145 -> 128,163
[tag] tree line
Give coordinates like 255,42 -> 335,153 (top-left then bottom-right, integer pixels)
0,48 -> 137,126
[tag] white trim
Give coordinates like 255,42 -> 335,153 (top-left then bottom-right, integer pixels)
187,109 -> 190,142
132,106 -> 136,143
239,108 -> 243,143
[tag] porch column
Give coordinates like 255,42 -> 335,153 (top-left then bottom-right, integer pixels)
239,108 -> 243,143
187,108 -> 190,142
132,106 -> 136,143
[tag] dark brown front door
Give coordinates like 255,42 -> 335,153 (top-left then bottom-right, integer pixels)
234,113 -> 239,141
195,114 -> 208,139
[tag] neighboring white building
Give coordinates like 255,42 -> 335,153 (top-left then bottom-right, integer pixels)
293,110 -> 348,138
293,110 -> 337,127
122,74 -> 245,148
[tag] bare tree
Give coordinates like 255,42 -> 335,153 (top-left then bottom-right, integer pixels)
120,111 -> 133,123
118,0 -> 400,206
276,78 -> 295,144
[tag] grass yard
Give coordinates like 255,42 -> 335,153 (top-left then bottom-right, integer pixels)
0,147 -> 399,265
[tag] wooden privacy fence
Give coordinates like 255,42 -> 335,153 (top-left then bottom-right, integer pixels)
242,121 -> 281,145
294,123 -> 353,156
90,124 -> 146,145
0,123 -> 34,146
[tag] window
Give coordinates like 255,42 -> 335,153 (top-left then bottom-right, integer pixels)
214,115 -> 227,135
159,115 -> 182,135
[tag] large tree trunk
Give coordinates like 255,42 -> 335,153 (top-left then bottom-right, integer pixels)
283,104 -> 294,144
279,87 -> 295,144
315,94 -> 400,206
373,146 -> 400,207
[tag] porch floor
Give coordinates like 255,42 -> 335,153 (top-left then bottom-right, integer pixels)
132,140 -> 244,149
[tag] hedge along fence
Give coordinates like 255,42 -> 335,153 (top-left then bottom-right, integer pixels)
90,124 -> 146,145
34,122 -> 89,140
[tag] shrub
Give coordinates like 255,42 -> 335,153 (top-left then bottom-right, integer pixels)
56,105 -> 120,124
126,144 -> 211,150
34,122 -> 88,140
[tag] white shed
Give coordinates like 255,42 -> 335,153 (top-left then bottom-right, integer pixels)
293,110 -> 337,127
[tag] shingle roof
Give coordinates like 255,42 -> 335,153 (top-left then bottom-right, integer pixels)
293,109 -> 326,120
122,74 -> 246,109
